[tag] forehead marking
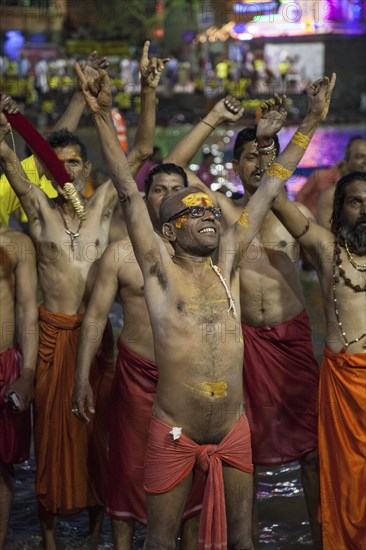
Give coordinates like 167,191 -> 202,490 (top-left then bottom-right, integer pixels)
181,192 -> 213,208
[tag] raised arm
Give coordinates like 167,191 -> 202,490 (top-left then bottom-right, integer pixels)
268,75 -> 337,258
127,41 -> 169,176
75,64 -> 167,275
53,51 -> 109,133
0,104 -> 42,220
165,95 -> 244,168
6,233 -> 39,411
73,243 -> 120,423
222,75 -> 336,267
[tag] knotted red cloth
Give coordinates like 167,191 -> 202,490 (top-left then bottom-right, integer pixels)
144,414 -> 253,549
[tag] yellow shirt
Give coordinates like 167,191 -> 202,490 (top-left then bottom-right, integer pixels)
0,155 -> 57,224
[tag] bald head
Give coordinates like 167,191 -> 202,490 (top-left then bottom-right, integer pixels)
160,187 -> 206,224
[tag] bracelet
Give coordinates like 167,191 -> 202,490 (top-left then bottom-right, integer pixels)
18,183 -> 32,197
200,119 -> 216,131
292,219 -> 310,239
255,139 -> 275,154
291,131 -> 310,149
266,162 -> 293,180
256,149 -> 276,177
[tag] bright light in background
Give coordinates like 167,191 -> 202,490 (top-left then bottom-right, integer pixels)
232,2 -> 278,14
4,31 -> 25,60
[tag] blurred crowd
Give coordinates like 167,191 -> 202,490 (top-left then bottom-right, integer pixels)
0,47 -> 306,126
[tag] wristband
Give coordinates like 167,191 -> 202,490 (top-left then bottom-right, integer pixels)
291,131 -> 310,149
266,162 -> 293,180
200,119 -> 216,131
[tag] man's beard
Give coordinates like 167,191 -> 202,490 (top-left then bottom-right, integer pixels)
339,222 -> 366,255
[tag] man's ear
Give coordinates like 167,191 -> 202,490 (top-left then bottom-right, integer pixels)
232,159 -> 239,174
162,222 -> 177,242
84,160 -> 92,178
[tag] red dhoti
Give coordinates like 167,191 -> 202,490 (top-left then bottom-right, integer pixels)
0,346 -> 31,464
107,339 -> 201,523
242,310 -> 319,464
34,304 -> 114,514
319,347 -> 366,550
145,415 -> 253,549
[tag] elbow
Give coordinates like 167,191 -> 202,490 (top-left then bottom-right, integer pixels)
134,144 -> 154,163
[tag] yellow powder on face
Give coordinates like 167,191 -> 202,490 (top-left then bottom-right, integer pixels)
175,215 -> 189,228
181,192 -> 214,208
58,153 -> 82,162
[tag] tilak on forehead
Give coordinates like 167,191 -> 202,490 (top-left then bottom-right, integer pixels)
181,192 -> 214,207
174,192 -> 214,228
57,151 -> 82,162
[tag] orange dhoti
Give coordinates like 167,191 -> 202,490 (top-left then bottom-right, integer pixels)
319,347 -> 366,549
145,415 -> 253,549
34,305 -> 115,514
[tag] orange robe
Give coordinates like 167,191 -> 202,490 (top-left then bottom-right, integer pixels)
319,347 -> 366,549
145,415 -> 253,549
34,305 -> 114,514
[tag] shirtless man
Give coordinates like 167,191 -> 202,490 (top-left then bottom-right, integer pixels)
0,52 -> 110,227
74,164 -> 195,549
75,63 -> 331,549
271,171 -> 366,549
0,224 -> 38,548
73,99 -> 243,550
317,136 -> 366,229
165,78 -> 336,546
0,44 -> 168,550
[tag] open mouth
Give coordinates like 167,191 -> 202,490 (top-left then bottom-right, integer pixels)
199,227 -> 216,234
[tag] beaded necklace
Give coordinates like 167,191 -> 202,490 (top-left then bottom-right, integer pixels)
345,240 -> 366,271
209,258 -> 237,319
334,239 -> 366,292
332,240 -> 366,350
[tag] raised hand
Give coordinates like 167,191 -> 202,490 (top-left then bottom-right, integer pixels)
75,63 -> 112,115
139,40 -> 169,89
306,73 -> 336,122
212,95 -> 244,123
1,93 -> 20,115
256,94 -> 288,141
79,50 -> 109,73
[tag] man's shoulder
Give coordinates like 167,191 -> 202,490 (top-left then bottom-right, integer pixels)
104,237 -> 136,264
0,226 -> 35,259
